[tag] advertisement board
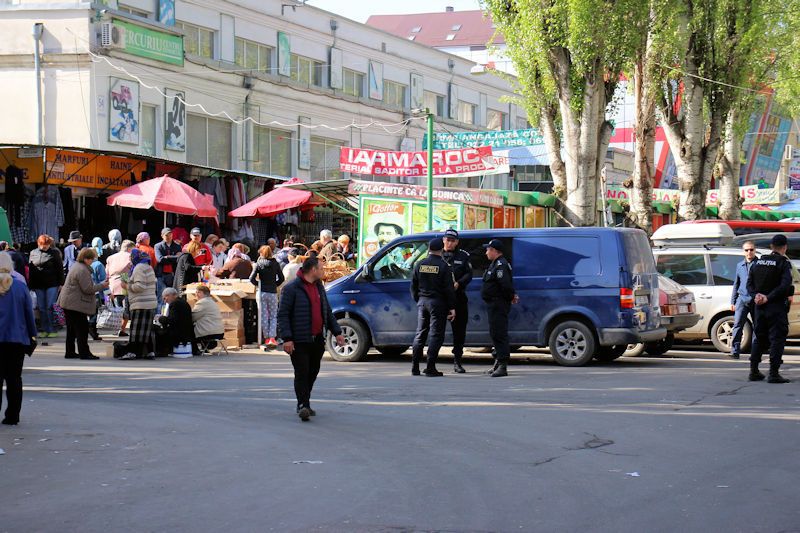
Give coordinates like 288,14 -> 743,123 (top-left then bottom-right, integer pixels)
341,146 -> 508,179
277,32 -> 291,76
164,88 -> 185,151
425,128 -> 546,150
112,19 -> 183,66
44,150 -> 143,190
463,205 -> 491,230
108,77 -> 139,145
348,179 -> 504,209
605,184 -> 781,205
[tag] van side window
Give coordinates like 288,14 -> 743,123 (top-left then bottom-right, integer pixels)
709,254 -> 741,286
458,237 -> 512,278
371,241 -> 428,281
513,237 -> 602,277
656,254 -> 707,286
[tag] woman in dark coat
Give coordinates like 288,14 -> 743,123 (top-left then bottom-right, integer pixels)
28,234 -> 64,337
173,242 -> 203,290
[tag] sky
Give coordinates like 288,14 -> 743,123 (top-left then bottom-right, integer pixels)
305,0 -> 482,23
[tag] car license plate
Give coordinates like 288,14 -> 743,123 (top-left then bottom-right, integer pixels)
635,295 -> 649,306
678,304 -> 688,314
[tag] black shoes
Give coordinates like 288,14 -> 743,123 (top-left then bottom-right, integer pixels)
296,406 -> 316,417
65,353 -> 79,359
490,363 -> 508,377
411,365 -> 421,376
90,328 -> 102,341
486,360 -> 500,375
423,368 -> 444,377
80,354 -> 100,360
768,374 -> 791,384
298,407 -> 311,421
2,418 -> 19,425
748,370 -> 765,381
729,352 -> 740,359
453,363 -> 466,374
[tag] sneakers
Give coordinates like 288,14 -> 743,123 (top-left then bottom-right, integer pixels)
266,337 -> 278,348
423,368 -> 444,377
144,352 -> 156,360
728,352 -> 740,359
490,363 -> 508,377
768,374 -> 791,384
298,407 -> 311,421
117,330 -> 128,337
120,352 -> 137,360
297,405 -> 317,417
453,363 -> 466,374
748,371 -> 765,381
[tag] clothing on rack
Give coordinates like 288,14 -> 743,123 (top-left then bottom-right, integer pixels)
9,187 -> 33,244
29,185 -> 65,241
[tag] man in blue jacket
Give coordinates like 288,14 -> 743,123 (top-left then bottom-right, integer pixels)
730,241 -> 757,359
277,257 -> 344,422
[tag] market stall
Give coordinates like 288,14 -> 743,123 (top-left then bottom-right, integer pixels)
183,279 -> 257,349
107,175 -> 219,223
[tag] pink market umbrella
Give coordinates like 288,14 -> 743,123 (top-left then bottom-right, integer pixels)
228,178 -> 315,218
107,175 -> 218,221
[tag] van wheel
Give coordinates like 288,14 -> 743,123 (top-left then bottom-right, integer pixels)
710,316 -> 751,353
624,343 -> 646,357
594,345 -> 626,362
548,321 -> 596,366
376,346 -> 409,358
326,318 -> 370,362
644,333 -> 674,356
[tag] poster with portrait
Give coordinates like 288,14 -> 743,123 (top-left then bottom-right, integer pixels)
159,0 -> 175,26
164,88 -> 185,151
108,77 -> 139,145
368,61 -> 384,100
463,205 -> 490,230
358,197 -> 411,265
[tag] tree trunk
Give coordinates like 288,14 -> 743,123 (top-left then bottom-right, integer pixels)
630,55 -> 656,233
718,109 -> 742,220
539,103 -> 567,200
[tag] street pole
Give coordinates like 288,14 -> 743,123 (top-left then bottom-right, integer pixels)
426,109 -> 434,231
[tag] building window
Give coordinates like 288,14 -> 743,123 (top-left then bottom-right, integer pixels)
140,104 -> 156,156
457,101 -> 477,125
342,69 -> 364,97
487,109 -> 507,131
177,22 -> 214,59
234,37 -> 272,73
290,54 -> 323,87
446,34 -> 456,41
118,4 -> 150,18
517,117 -> 531,130
411,26 -> 422,33
384,81 -> 407,109
187,115 -> 232,169
515,165 -> 553,182
451,24 -> 462,31
424,91 -> 445,117
310,137 -> 343,180
253,127 -> 291,177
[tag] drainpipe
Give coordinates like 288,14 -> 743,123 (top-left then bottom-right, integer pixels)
32,23 -> 44,146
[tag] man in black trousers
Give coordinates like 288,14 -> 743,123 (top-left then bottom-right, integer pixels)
278,257 -> 345,421
442,228 -> 472,373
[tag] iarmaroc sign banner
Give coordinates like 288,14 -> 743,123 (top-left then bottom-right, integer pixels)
340,146 -> 508,178
113,19 -> 184,66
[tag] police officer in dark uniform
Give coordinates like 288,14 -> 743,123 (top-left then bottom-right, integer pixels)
481,239 -> 517,377
410,238 -> 456,376
747,234 -> 793,383
442,228 -> 473,373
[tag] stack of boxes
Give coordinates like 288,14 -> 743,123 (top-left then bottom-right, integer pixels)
184,280 -> 257,349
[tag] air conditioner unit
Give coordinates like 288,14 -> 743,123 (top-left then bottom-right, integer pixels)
100,22 -> 126,49
785,144 -> 794,161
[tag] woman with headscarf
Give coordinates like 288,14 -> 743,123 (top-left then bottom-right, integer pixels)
57,248 -> 108,360
102,229 -> 122,259
91,236 -> 106,266
0,252 -> 37,425
106,240 -> 134,337
120,249 -> 158,360
216,243 -> 253,279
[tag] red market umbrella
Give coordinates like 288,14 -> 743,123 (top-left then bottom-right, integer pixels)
228,178 -> 315,218
107,175 -> 218,220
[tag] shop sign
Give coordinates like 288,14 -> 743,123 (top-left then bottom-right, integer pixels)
357,196 -> 462,265
605,184 -> 781,205
44,150 -> 143,190
425,128 -> 545,150
0,148 -> 44,184
790,148 -> 800,190
348,179 -> 505,209
112,19 -> 183,66
341,146 -> 507,179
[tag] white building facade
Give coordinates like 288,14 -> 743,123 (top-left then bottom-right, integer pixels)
0,0 -> 526,189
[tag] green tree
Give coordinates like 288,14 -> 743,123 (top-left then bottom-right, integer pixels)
483,0 -> 647,226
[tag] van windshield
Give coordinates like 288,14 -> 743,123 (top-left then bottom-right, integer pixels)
622,231 -> 657,274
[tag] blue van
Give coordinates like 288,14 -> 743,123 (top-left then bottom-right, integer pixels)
324,228 -> 665,366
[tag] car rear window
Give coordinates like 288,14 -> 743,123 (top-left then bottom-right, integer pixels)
621,231 -> 657,274
513,237 -> 602,277
657,254 -> 707,286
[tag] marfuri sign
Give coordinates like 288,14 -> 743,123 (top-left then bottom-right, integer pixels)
347,179 -> 505,208
340,146 -> 508,178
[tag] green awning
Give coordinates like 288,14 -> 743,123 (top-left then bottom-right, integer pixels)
489,189 -> 532,206
706,206 -> 719,217
607,200 -> 625,214
653,201 -> 673,214
528,191 -> 557,208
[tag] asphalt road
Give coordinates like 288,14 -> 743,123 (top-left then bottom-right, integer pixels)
1,341 -> 799,533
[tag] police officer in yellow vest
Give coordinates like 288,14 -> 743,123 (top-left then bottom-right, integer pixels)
410,238 -> 456,376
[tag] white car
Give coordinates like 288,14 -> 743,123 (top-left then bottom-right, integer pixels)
651,223 -> 800,353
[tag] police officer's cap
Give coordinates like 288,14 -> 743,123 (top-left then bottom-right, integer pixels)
428,238 -> 444,252
771,234 -> 788,247
482,238 -> 504,253
443,228 -> 459,240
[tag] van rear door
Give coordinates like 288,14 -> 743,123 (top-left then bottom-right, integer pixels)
620,230 -> 661,332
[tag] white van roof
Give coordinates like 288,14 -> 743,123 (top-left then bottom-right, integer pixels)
651,223 -> 735,247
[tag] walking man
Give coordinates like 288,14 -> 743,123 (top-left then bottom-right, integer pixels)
278,257 -> 345,421
747,234 -> 793,383
410,238 -> 456,377
482,239 -> 518,377
442,228 -> 472,373
730,241 -> 757,359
